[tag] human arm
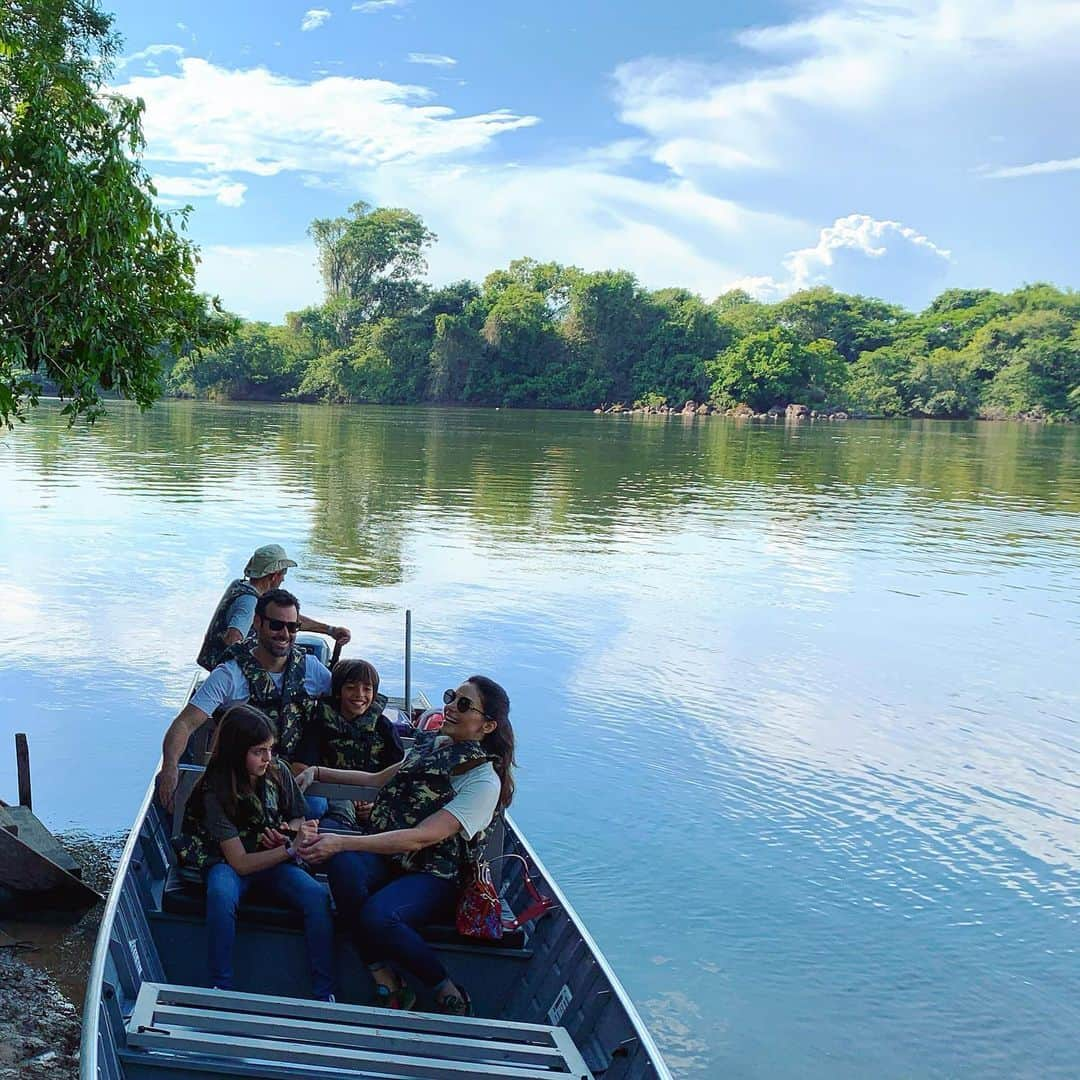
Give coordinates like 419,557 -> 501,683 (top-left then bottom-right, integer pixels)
220,834 -> 298,875
299,809 -> 462,864
298,615 -> 351,646
155,702 -> 210,810
294,758 -> 404,792
223,593 -> 256,648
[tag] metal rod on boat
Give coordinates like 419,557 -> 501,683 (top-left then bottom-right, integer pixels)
15,734 -> 31,810
404,608 -> 412,721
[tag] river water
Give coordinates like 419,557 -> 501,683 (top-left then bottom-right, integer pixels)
1,400 -> 1078,1078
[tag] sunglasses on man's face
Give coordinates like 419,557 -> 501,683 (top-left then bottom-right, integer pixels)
264,617 -> 301,634
443,688 -> 493,720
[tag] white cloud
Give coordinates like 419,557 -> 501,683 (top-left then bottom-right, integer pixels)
784,214 -> 950,290
353,0 -> 407,12
613,1 -> 1080,178
983,156 -> 1080,179
729,214 -> 951,305
407,53 -> 457,67
301,8 -> 332,32
116,43 -> 184,71
114,59 -> 538,177
152,174 -> 248,206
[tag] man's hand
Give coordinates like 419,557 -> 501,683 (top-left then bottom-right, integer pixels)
156,765 -> 179,812
330,625 -> 351,645
298,832 -> 342,865
295,766 -> 317,792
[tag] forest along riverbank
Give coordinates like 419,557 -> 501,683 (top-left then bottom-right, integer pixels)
0,835 -> 121,1080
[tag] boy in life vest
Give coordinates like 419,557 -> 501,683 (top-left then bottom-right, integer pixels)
174,703 -> 336,1000
289,658 -> 405,828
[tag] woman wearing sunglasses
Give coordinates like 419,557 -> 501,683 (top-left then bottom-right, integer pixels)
297,676 -> 516,1016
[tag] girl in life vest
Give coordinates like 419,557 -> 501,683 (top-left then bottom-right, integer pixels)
176,703 -> 336,1001
298,675 -> 516,1016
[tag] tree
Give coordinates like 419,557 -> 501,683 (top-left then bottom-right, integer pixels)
0,0 -> 230,425
707,328 -> 845,411
308,201 -> 435,322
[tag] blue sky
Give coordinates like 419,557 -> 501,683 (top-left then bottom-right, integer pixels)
105,0 -> 1080,321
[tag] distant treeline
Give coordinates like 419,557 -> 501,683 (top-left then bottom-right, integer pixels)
167,202 -> 1080,420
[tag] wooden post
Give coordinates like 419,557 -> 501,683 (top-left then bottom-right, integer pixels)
15,734 -> 31,810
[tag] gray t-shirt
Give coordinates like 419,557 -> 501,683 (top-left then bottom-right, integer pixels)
201,766 -> 307,842
191,655 -> 332,717
225,592 -> 258,635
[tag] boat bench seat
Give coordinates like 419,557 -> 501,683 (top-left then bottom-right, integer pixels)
160,864 -> 527,949
124,982 -> 594,1079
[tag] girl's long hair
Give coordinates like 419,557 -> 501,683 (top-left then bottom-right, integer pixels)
197,703 -> 280,819
468,675 -> 516,808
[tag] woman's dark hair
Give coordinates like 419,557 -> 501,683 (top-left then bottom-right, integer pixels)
468,675 -> 516,808
198,703 -> 280,818
331,658 -> 380,703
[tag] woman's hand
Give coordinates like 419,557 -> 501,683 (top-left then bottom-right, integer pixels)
353,800 -> 374,823
297,818 -> 320,845
298,831 -> 343,865
295,765 -> 317,792
258,827 -> 288,850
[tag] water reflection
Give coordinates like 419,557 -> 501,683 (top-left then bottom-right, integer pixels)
1,401 -> 1079,1078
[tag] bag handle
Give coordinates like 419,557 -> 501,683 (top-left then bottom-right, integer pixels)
489,853 -> 558,930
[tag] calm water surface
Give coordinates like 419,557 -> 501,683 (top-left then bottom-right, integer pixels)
1,400 -> 1078,1078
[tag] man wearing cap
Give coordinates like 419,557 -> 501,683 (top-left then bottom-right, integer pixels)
197,544 -> 350,671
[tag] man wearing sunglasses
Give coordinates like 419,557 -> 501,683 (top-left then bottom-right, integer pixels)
196,543 -> 351,672
157,588 -> 333,812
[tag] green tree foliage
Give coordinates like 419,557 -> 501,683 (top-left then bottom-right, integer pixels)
308,201 -> 436,321
169,322 -> 311,400
707,329 -> 846,411
170,197 -> 1080,422
0,0 -> 230,425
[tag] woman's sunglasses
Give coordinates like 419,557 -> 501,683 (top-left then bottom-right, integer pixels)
443,689 -> 494,720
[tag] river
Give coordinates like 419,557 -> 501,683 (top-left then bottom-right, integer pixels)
1,400 -> 1078,1078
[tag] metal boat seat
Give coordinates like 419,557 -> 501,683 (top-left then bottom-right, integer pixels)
123,982 -> 594,1079
159,863 -> 528,948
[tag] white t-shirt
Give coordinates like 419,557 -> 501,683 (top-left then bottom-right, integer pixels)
191,655 -> 332,717
438,736 -> 501,839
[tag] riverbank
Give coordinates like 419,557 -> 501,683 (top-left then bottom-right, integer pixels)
0,834 -> 121,1080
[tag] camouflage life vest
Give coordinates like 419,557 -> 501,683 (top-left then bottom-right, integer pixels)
316,693 -> 400,771
368,730 -> 492,883
173,762 -> 286,871
228,642 -> 314,762
197,579 -> 258,672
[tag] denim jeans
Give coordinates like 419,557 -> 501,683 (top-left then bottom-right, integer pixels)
326,851 -> 458,988
304,794 -> 329,819
205,860 -> 335,999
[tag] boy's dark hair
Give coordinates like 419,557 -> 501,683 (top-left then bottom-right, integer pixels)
256,587 -> 300,619
331,658 -> 381,702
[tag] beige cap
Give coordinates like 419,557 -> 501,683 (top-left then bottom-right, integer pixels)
244,544 -> 298,579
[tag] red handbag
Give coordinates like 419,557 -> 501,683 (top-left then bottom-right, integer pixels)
456,854 -> 557,941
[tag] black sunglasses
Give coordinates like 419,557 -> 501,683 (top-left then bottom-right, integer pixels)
443,688 -> 494,720
264,617 -> 301,634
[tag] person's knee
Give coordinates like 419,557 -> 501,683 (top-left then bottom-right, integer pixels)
206,869 -> 241,914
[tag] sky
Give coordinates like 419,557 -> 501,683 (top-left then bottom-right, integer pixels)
103,0 -> 1080,322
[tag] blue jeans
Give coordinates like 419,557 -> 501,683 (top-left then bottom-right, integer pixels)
304,795 -> 329,819
205,861 -> 335,999
327,852 -> 458,988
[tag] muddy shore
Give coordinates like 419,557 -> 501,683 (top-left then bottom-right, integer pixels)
0,834 -> 122,1080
